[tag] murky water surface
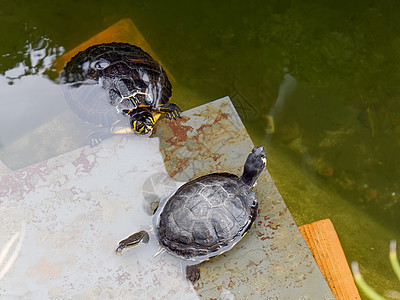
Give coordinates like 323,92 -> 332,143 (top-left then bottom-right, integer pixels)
1,0 -> 400,296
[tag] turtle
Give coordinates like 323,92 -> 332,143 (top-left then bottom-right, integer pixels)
60,42 -> 181,146
116,146 -> 267,283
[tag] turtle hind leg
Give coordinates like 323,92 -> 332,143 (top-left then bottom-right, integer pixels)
186,264 -> 201,283
116,230 -> 149,253
156,102 -> 182,120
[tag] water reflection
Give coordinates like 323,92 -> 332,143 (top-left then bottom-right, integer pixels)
0,31 -> 68,169
264,69 -> 297,135
2,37 -> 63,81
0,221 -> 25,281
0,73 -> 66,145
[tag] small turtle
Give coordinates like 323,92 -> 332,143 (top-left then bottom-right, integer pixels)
61,42 -> 181,146
116,146 -> 266,283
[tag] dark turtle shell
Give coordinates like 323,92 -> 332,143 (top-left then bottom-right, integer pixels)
156,173 -> 258,261
60,42 -> 172,127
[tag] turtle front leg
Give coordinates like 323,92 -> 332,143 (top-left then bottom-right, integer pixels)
156,103 -> 182,120
116,230 -> 149,253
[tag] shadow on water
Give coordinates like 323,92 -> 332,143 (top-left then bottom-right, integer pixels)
1,0 -> 400,296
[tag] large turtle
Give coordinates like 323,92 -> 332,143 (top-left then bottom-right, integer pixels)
116,146 -> 267,282
61,42 -> 181,146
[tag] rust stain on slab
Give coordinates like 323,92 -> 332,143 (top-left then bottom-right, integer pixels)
154,101 -> 248,182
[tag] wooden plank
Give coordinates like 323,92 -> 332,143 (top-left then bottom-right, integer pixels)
299,219 -> 361,299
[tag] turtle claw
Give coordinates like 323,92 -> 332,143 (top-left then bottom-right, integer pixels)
87,134 -> 102,147
166,110 -> 181,120
87,128 -> 112,147
115,246 -> 123,254
115,242 -> 127,254
89,138 -> 102,147
160,103 -> 181,120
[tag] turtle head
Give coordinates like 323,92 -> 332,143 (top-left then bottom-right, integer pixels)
240,146 -> 267,187
129,108 -> 156,134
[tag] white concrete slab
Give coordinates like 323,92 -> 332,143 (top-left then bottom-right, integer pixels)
0,97 -> 334,299
0,135 -> 197,299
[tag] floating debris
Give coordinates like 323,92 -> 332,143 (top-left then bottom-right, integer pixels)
363,187 -> 378,203
320,167 -> 334,178
319,128 -> 354,148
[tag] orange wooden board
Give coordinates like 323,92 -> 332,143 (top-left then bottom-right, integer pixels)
299,219 -> 361,299
53,18 -> 173,80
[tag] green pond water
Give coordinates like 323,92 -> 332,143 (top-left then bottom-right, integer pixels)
1,0 -> 400,297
